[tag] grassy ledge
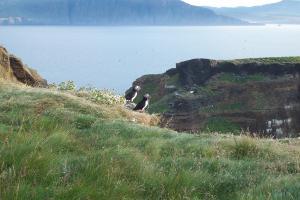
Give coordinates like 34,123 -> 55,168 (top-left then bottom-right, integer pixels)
231,56 -> 300,65
0,82 -> 299,200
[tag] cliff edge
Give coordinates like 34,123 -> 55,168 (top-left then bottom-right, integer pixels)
0,46 -> 47,87
129,57 -> 300,138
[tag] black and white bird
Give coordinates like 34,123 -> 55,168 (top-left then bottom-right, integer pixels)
134,94 -> 150,111
125,85 -> 141,102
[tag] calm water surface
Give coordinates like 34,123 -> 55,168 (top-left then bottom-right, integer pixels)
1,25 -> 300,93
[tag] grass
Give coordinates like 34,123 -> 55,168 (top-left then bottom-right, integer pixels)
166,73 -> 180,87
0,82 -> 300,200
200,103 -> 246,113
204,117 -> 241,134
198,85 -> 218,96
232,57 -> 300,65
220,103 -> 244,111
218,73 -> 266,84
148,95 -> 173,114
252,91 -> 269,110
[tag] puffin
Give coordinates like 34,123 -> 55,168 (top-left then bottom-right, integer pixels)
125,85 -> 141,102
134,94 -> 150,111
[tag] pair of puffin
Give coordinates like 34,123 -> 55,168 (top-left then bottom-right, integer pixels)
125,85 -> 150,111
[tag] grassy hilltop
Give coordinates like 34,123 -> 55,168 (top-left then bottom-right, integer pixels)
0,82 -> 300,200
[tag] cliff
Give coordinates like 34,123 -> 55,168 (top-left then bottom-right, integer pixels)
0,46 -> 47,87
129,57 -> 300,138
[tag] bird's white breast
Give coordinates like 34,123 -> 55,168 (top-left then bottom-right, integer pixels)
142,100 -> 149,111
132,92 -> 137,101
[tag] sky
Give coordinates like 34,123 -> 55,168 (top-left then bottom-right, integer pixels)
182,0 -> 283,7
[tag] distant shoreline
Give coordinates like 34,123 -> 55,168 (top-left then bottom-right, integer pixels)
2,23 -> 300,27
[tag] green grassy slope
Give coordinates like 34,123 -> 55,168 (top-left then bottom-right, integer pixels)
232,56 -> 300,64
0,83 -> 299,200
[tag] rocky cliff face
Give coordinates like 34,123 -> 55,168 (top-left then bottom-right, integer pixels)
0,46 -> 47,87
129,57 -> 300,138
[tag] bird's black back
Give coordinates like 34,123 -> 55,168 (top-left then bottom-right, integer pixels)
134,98 -> 148,110
125,88 -> 136,100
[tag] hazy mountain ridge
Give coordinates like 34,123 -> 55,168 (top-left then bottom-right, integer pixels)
0,0 -> 246,25
211,0 -> 300,24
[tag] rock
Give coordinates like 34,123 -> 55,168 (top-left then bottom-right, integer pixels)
0,46 -> 16,82
128,57 -> 300,138
0,46 -> 47,87
9,55 -> 47,87
125,102 -> 137,110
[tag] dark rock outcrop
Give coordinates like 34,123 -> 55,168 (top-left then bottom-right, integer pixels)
0,46 -> 47,87
129,57 -> 300,138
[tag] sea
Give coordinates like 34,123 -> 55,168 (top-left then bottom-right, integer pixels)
1,25 -> 300,93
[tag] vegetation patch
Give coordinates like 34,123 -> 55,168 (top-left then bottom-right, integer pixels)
232,57 -> 300,64
198,85 -> 218,96
252,91 -> 269,110
0,83 -> 300,199
149,95 -> 173,114
166,73 -> 180,86
204,117 -> 241,134
200,102 -> 245,113
50,81 -> 125,105
74,115 -> 97,129
220,102 -> 244,111
231,137 -> 260,159
219,73 -> 265,84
